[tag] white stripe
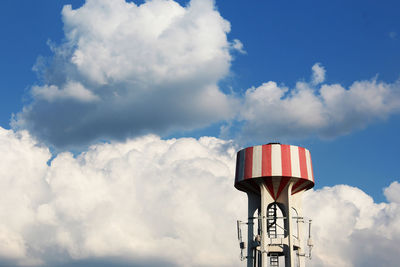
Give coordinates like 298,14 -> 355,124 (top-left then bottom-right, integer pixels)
305,149 -> 313,181
271,144 -> 282,176
252,145 -> 262,178
290,145 -> 301,178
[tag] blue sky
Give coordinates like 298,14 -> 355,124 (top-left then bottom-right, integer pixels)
0,0 -> 400,266
1,0 -> 399,200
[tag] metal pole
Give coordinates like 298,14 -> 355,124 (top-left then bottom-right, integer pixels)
247,192 -> 259,267
260,183 -> 267,267
286,182 -> 295,267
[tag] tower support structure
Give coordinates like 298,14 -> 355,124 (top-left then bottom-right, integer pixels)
235,143 -> 315,267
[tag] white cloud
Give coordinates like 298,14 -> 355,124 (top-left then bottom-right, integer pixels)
0,126 -> 400,266
13,0 -> 237,148
231,39 -> 246,54
383,181 -> 400,203
31,81 -> 100,102
0,128 -> 50,266
238,64 -> 400,142
0,126 -> 245,266
305,182 -> 400,267
10,0 -> 400,148
311,62 -> 325,85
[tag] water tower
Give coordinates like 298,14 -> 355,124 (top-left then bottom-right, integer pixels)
235,143 -> 314,267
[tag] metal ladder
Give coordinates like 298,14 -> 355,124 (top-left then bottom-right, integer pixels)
267,204 -> 277,238
270,253 -> 279,267
267,204 -> 279,266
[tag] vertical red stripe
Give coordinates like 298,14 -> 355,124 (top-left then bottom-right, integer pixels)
292,179 -> 306,192
262,145 -> 272,176
276,177 -> 291,199
292,181 -> 309,195
265,179 -> 275,199
244,147 -> 253,179
298,147 -> 308,179
281,145 -> 291,177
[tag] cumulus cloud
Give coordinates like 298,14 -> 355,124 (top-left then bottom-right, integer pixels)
0,127 -> 245,266
10,0 -> 400,148
0,126 -> 400,266
0,128 -> 50,266
13,0 -> 238,148
238,64 -> 400,142
305,182 -> 400,267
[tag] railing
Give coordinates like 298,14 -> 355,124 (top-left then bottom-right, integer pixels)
236,216 -> 313,260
